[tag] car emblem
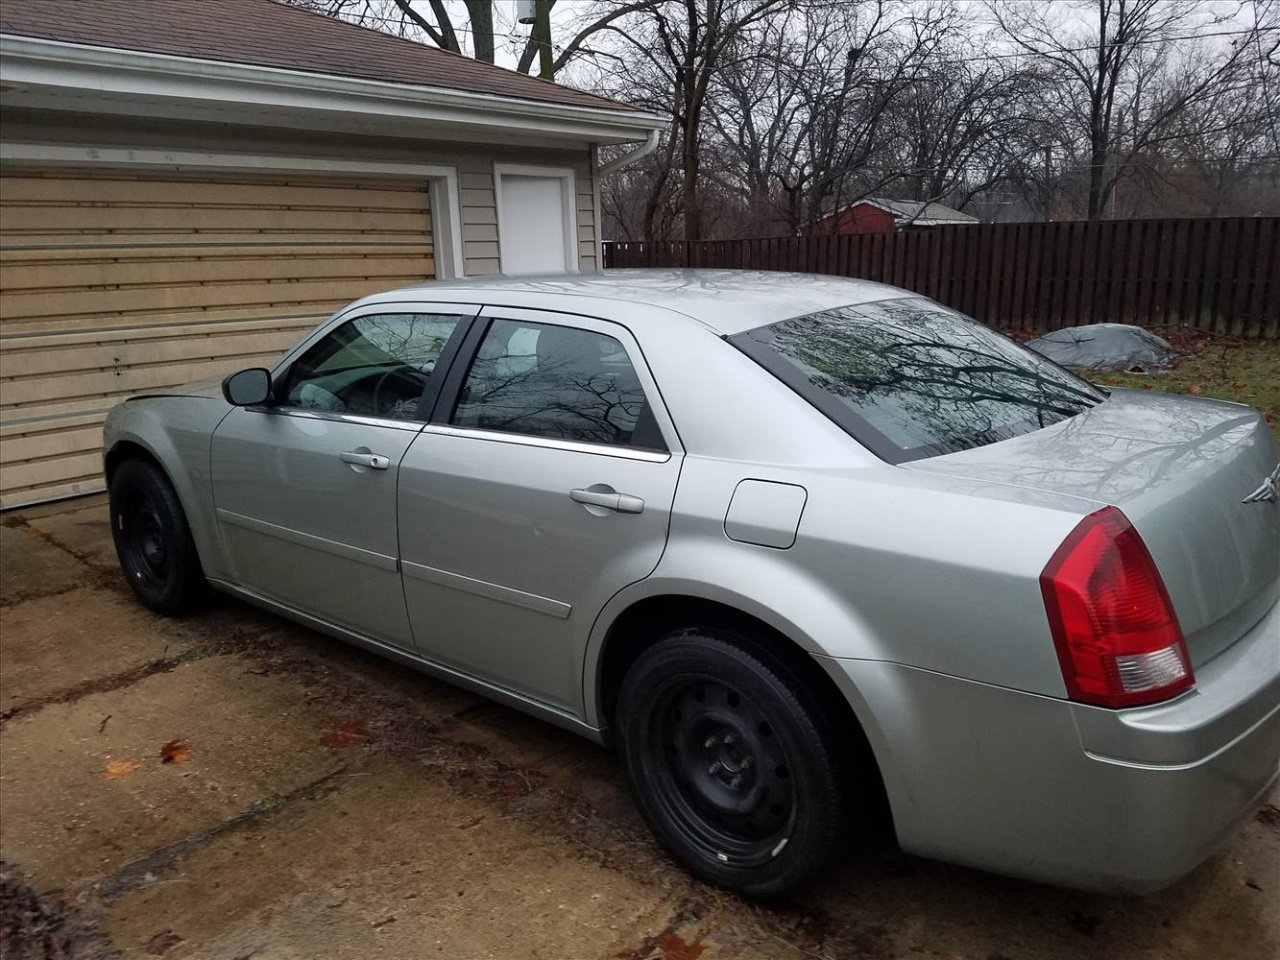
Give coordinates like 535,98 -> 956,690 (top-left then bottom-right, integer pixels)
1242,463 -> 1280,503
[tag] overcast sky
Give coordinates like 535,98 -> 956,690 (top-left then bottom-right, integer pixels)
411,0 -> 1267,78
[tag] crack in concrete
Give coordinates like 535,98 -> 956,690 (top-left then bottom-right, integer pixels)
0,656 -> 191,724
0,516 -> 122,608
0,580 -> 87,610
3,515 -> 100,568
97,767 -> 350,903
0,625 -> 272,724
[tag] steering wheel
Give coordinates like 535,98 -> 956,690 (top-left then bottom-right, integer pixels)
371,367 -> 428,417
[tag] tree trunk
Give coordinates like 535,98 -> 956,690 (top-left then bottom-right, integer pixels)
682,120 -> 703,241
466,0 -> 495,63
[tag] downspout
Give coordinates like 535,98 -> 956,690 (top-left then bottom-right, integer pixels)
599,128 -> 659,177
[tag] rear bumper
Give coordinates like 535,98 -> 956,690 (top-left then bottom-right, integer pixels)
820,598 -> 1280,893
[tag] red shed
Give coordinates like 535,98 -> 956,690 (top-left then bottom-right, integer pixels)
820,198 -> 978,235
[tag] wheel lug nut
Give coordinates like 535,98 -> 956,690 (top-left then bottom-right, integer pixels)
729,774 -> 743,789
740,756 -> 753,769
723,734 -> 735,745
704,737 -> 717,749
708,761 -> 721,775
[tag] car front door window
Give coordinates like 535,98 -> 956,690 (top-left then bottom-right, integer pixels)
285,312 -> 466,420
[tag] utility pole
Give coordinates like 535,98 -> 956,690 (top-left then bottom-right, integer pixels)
534,0 -> 554,80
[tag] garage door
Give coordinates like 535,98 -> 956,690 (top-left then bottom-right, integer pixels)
0,169 -> 435,509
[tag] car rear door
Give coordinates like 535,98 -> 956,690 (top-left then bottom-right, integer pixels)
209,305 -> 476,648
397,307 -> 683,714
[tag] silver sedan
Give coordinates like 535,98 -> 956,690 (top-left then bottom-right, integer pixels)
103,271 -> 1280,897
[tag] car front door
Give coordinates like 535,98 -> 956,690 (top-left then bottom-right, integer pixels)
210,305 -> 476,648
397,307 -> 683,714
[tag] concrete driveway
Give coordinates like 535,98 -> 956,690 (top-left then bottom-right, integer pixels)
1,497 -> 1277,960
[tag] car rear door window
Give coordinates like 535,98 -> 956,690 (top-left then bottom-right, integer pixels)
450,319 -> 665,450
284,313 -> 468,420
732,297 -> 1105,463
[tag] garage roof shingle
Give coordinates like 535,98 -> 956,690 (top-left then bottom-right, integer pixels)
0,0 -> 637,113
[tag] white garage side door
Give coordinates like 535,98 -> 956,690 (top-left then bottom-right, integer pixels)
494,166 -> 579,275
0,169 -> 435,509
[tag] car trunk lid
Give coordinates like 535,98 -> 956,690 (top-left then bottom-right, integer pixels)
907,389 -> 1280,667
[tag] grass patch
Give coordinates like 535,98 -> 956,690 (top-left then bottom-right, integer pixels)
1090,338 -> 1280,447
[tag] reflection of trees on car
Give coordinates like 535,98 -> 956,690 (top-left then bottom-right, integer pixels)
752,299 -> 1104,458
286,313 -> 466,418
356,314 -> 455,373
458,358 -> 646,445
454,322 -> 647,446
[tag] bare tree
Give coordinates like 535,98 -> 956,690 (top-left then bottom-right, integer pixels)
294,0 -> 1280,235
282,0 -> 656,77
988,0 -> 1275,219
876,52 -> 1048,210
595,0 -> 795,240
705,1 -> 995,232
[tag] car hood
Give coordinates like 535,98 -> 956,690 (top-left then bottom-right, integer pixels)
128,376 -> 227,402
906,388 -> 1280,667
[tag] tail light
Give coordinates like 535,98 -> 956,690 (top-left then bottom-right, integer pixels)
1040,507 -> 1193,708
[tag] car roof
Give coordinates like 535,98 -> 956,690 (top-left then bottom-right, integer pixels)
363,269 -> 914,336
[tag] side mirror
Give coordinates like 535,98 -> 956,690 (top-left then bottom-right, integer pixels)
221,368 -> 273,406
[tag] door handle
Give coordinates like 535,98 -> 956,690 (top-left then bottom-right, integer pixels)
570,487 -> 644,514
340,451 -> 391,470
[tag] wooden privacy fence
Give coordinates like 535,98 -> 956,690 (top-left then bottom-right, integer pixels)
603,217 -> 1280,340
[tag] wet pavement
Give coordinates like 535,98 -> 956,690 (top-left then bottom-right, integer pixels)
1,496 -> 1277,959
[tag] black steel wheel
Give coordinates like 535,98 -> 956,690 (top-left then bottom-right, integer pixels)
616,628 -> 856,898
109,458 -> 207,615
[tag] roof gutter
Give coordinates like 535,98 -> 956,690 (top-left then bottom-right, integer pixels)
0,35 -> 665,146
599,128 -> 660,177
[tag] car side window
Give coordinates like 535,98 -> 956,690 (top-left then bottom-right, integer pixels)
283,313 -> 467,420
451,319 -> 665,450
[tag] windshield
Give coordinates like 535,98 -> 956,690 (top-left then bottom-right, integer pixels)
731,297 -> 1106,463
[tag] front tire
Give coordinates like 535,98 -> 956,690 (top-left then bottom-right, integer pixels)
109,459 -> 207,615
616,628 -> 855,898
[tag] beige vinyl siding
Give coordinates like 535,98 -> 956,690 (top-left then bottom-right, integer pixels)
0,169 -> 434,508
576,171 -> 598,270
1,109 -> 600,277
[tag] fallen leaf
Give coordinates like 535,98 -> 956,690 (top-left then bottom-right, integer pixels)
159,738 -> 191,765
144,929 -> 184,956
103,758 -> 141,781
657,932 -> 705,960
1188,384 -> 1204,395
319,721 -> 369,749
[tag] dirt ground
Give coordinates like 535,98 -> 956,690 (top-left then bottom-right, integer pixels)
1,497 -> 1277,960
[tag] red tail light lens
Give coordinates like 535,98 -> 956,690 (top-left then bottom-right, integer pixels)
1040,507 -> 1193,708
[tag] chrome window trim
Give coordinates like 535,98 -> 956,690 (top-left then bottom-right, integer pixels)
422,423 -> 672,463
254,407 -> 426,433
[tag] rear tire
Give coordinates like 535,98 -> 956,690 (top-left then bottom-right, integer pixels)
615,627 -> 855,898
109,458 -> 207,615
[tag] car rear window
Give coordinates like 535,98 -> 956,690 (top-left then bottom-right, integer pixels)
731,297 -> 1106,463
